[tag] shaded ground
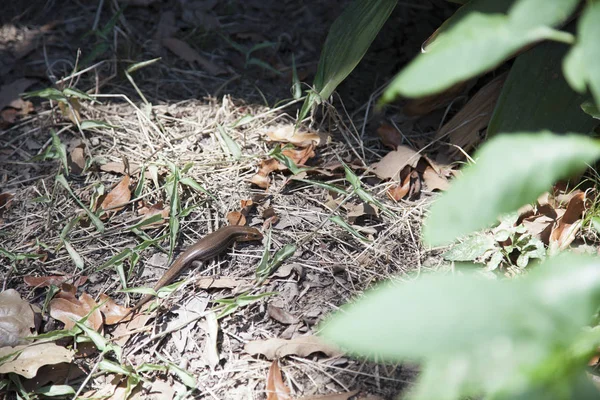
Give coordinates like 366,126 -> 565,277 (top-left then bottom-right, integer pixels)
0,1 -> 456,399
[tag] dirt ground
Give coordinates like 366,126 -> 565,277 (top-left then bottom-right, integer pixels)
0,1 -> 456,399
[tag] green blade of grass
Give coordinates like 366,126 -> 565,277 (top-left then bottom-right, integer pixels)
55,174 -> 104,233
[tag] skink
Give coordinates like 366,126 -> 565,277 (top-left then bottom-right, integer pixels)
123,225 -> 262,319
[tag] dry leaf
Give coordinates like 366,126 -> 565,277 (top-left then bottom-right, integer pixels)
372,146 -> 421,181
0,289 -> 36,347
251,158 -> 286,189
21,362 -> 86,392
227,211 -> 246,226
201,312 -> 220,369
282,144 -> 315,165
387,170 -> 412,201
58,98 -> 81,124
422,165 -> 449,191
0,342 -> 74,378
266,125 -> 325,147
522,214 -> 554,245
436,73 -> 507,156
196,277 -> 244,290
0,78 -> 36,111
376,123 -> 403,150
161,37 -> 222,75
244,335 -> 343,360
69,144 -> 86,174
24,275 -> 88,288
550,191 -> 586,251
267,304 -> 299,325
98,294 -> 132,325
99,175 -> 131,214
266,360 -> 292,400
49,292 -> 103,331
138,201 -> 169,227
297,390 -> 360,400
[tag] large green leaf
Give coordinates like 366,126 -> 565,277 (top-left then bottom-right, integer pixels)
423,132 -> 600,246
300,0 -> 397,118
578,3 -> 600,108
488,33 -> 597,135
321,254 -> 600,400
382,0 -> 578,100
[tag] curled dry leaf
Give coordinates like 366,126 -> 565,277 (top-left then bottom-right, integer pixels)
266,125 -> 325,147
227,211 -> 246,226
282,144 -> 315,166
0,289 -> 36,347
0,342 -> 74,378
98,294 -> 131,325
266,360 -> 292,400
244,335 -> 343,360
24,275 -> 88,288
372,145 -> 421,181
99,175 -> 131,214
251,158 -> 286,189
376,123 -> 403,150
550,191 -> 586,251
49,292 -> 103,331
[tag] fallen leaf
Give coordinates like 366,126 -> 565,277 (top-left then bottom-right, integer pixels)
244,335 -> 343,360
266,360 -> 292,400
98,294 -> 132,325
345,202 -> 379,223
267,304 -> 299,325
161,37 -> 222,75
550,191 -> 586,251
297,389 -> 360,400
251,158 -> 286,189
68,143 -> 86,174
138,201 -> 169,226
148,379 -> 176,400
0,78 -> 36,111
24,275 -> 87,288
201,312 -> 220,369
422,165 -> 449,191
522,214 -> 555,245
266,125 -> 325,147
0,342 -> 74,378
58,98 -> 81,125
436,73 -> 507,157
227,211 -> 246,226
376,123 -> 403,150
372,145 -> 421,181
196,277 -> 245,290
282,144 -> 315,166
21,362 -> 85,392
0,289 -> 36,347
99,175 -> 131,214
49,292 -> 103,331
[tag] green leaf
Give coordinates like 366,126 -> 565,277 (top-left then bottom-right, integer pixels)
563,45 -> 587,94
581,101 -> 600,120
424,132 -> 600,246
99,359 -> 132,376
50,129 -> 68,174
22,87 -> 66,101
126,57 -> 162,74
62,87 -> 96,102
216,125 -> 242,160
55,174 -> 105,233
382,0 -> 578,100
489,34 -> 597,136
312,0 -> 397,101
256,243 -> 297,283
167,362 -> 197,389
35,385 -> 76,396
442,234 -> 497,261
578,2 -> 600,108
321,254 -> 600,400
330,215 -> 371,243
179,177 -> 215,200
63,240 -> 84,270
80,120 -> 116,130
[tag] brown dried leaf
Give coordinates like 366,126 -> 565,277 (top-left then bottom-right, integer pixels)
24,275 -> 88,288
98,294 -> 132,325
244,335 -> 343,360
0,289 -> 36,347
201,312 -> 220,370
266,360 -> 292,400
58,98 -> 81,125
436,73 -> 507,156
376,123 -> 403,150
523,214 -> 554,245
267,304 -> 299,325
372,146 -> 421,181
138,201 -> 169,227
550,191 -> 586,250
161,37 -> 222,75
251,159 -> 285,189
68,144 -> 86,174
196,277 -> 244,290
387,171 -> 412,201
99,175 -> 131,213
0,343 -> 74,378
266,125 -> 325,147
422,165 -> 449,191
49,292 -> 103,331
282,144 -> 315,166
227,211 -> 246,226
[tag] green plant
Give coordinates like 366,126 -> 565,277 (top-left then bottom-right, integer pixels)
313,0 -> 600,399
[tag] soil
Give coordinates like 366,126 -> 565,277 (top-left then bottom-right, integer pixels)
0,1 -> 456,399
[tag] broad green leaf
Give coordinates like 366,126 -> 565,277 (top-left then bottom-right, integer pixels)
581,101 -> 600,120
322,254 -> 600,400
578,2 -> 600,108
216,125 -> 241,160
382,0 -> 578,100
442,234 -> 497,261
424,133 -> 600,246
99,360 -> 132,376
22,87 -> 66,101
301,0 -> 396,118
563,45 -> 587,94
489,25 -> 597,136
